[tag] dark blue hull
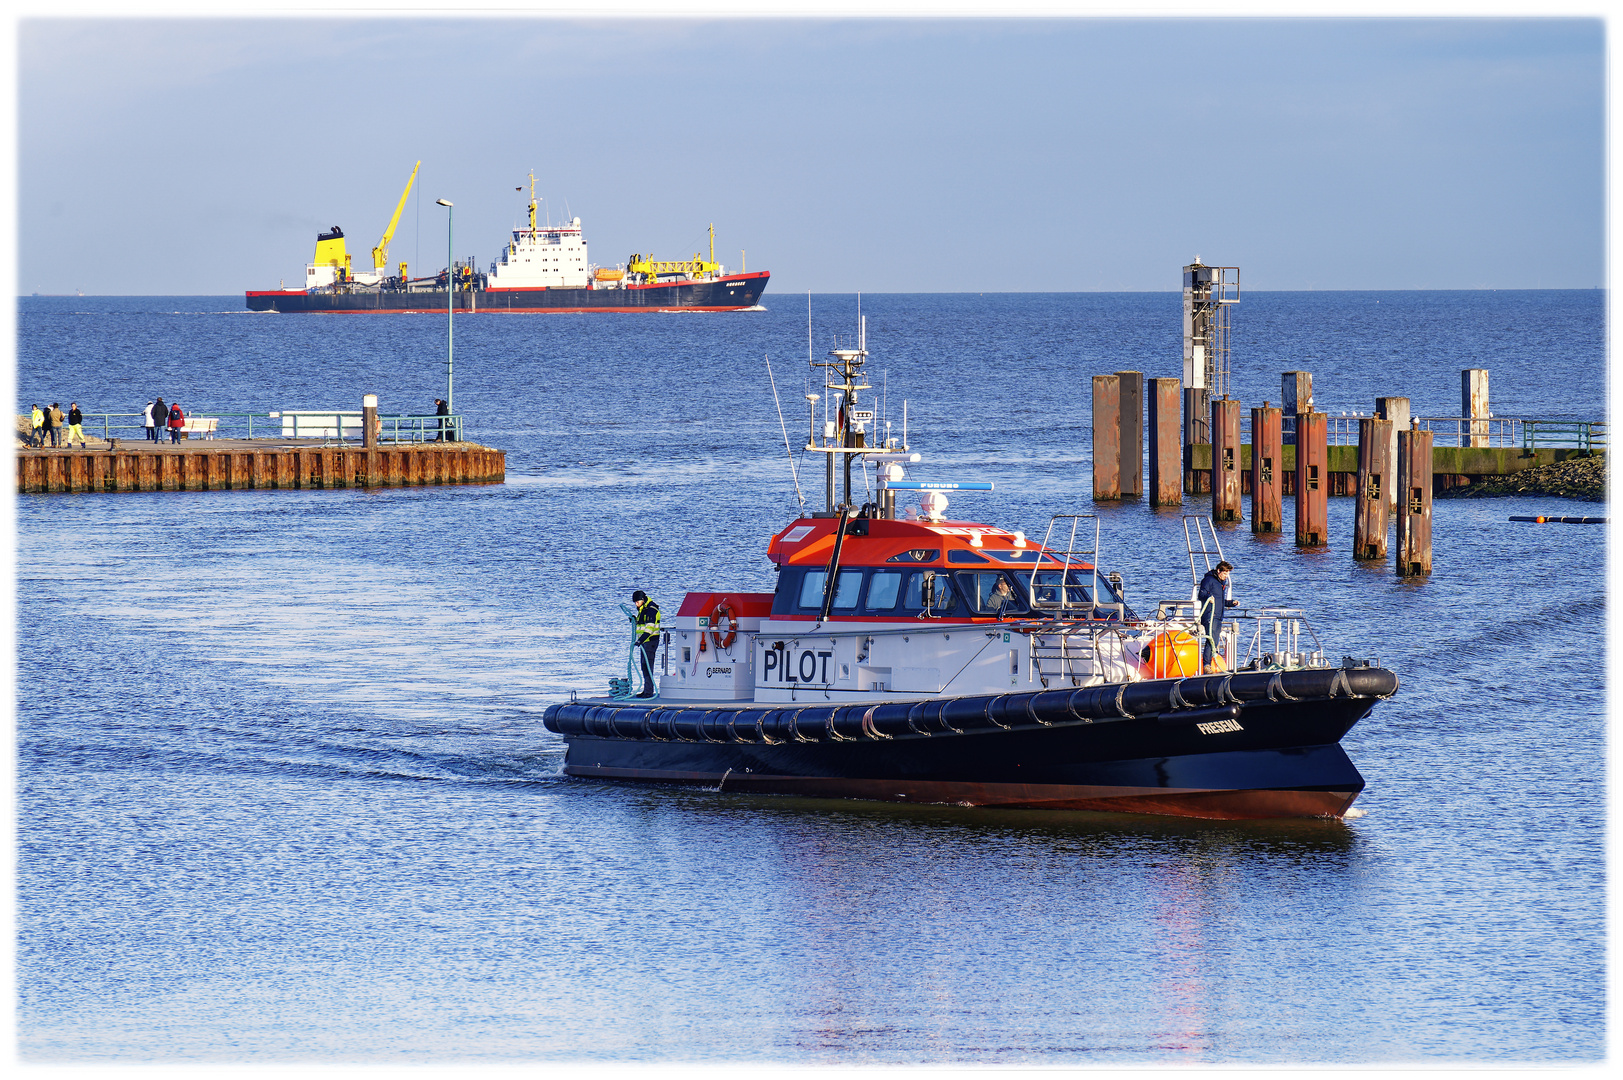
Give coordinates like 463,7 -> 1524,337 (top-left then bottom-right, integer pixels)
246,272 -> 770,313
544,666 -> 1396,820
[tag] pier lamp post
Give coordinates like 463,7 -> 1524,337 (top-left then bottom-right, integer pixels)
435,198 -> 454,422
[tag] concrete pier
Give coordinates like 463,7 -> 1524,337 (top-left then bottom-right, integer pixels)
16,441 -> 506,494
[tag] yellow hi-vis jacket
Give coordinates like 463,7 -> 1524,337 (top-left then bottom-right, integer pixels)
634,597 -> 662,643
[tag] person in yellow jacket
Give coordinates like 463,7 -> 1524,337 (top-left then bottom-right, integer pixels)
631,590 -> 662,698
29,404 -> 43,448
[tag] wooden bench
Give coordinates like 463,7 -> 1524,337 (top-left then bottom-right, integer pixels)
179,417 -> 219,439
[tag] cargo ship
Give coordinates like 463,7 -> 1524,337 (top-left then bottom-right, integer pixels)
541,320 -> 1399,820
246,166 -> 769,314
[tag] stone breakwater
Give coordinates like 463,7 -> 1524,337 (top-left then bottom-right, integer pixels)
1436,453 -> 1606,503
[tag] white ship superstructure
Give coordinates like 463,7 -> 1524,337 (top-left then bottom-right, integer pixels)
488,175 -> 590,289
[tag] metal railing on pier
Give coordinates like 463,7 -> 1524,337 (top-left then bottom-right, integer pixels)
1250,413 -> 1599,451
1521,420 -> 1605,452
71,411 -> 466,444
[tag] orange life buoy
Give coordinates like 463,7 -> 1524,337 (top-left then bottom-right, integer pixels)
709,600 -> 738,651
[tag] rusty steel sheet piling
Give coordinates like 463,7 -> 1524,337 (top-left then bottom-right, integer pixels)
1282,371 -> 1312,446
1397,426 -> 1434,575
1148,377 -> 1182,506
1092,375 -> 1122,500
1294,410 -> 1328,546
1182,386 -> 1210,494
1250,403 -> 1283,533
1375,397 -> 1409,511
1210,398 -> 1242,523
16,444 -> 506,495
1115,370 -> 1143,499
1354,417 -> 1393,560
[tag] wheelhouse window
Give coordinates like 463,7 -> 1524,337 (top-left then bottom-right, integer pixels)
991,549 -> 1047,564
798,568 -> 864,611
946,549 -> 990,564
957,571 -> 1029,616
901,570 -> 959,615
1017,569 -> 1129,614
886,549 -> 939,563
865,570 -> 903,611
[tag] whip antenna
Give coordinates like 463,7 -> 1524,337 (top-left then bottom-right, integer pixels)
766,353 -> 804,506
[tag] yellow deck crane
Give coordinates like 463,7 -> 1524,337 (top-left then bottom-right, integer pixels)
627,223 -> 723,281
372,160 -> 421,281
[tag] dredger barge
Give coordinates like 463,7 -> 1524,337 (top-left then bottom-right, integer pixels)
246,165 -> 768,313
543,324 -> 1397,820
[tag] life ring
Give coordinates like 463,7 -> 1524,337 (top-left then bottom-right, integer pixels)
709,600 -> 737,651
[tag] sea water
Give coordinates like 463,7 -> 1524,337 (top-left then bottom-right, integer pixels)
13,291 -> 1606,1062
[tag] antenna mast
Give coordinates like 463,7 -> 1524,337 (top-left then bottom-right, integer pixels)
810,313 -> 872,514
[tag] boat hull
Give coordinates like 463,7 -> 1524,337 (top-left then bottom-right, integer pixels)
245,272 -> 769,313
544,667 -> 1395,820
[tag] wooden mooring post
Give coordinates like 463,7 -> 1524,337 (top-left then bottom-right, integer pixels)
1295,409 -> 1328,546
1397,425 -> 1435,575
1116,370 -> 1143,499
1147,377 -> 1182,506
1354,417 -> 1392,560
1250,403 -> 1283,532
1092,374 -> 1121,500
1210,397 -> 1242,523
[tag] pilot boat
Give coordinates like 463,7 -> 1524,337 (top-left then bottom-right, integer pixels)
543,324 -> 1398,820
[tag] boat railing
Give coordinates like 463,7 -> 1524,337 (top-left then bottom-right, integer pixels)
759,603 -> 1330,697
1233,608 -> 1326,670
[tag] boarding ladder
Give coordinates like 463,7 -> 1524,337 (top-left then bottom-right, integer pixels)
1027,514 -> 1118,688
1174,515 -> 1230,660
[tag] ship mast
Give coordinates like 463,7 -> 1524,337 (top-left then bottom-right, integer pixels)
810,316 -> 872,514
527,170 -> 539,237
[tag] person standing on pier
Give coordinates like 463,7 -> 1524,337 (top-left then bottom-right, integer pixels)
435,397 -> 451,442
143,400 -> 156,442
66,403 -> 84,448
168,402 -> 185,444
1197,561 -> 1237,673
45,403 -> 63,448
631,590 -> 662,698
151,399 -> 166,443
29,404 -> 43,447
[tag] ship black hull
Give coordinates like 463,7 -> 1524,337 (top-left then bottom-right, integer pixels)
245,272 -> 769,313
543,666 -> 1397,820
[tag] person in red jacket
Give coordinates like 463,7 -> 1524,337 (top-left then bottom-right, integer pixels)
167,402 -> 185,444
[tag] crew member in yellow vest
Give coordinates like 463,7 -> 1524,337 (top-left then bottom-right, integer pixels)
632,590 -> 661,698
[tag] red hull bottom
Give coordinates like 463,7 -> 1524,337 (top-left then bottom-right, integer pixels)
563,765 -> 1360,821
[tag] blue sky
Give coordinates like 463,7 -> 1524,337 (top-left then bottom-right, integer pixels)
16,16 -> 1605,294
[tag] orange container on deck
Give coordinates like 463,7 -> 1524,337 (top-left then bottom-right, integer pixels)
1144,630 -> 1202,679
